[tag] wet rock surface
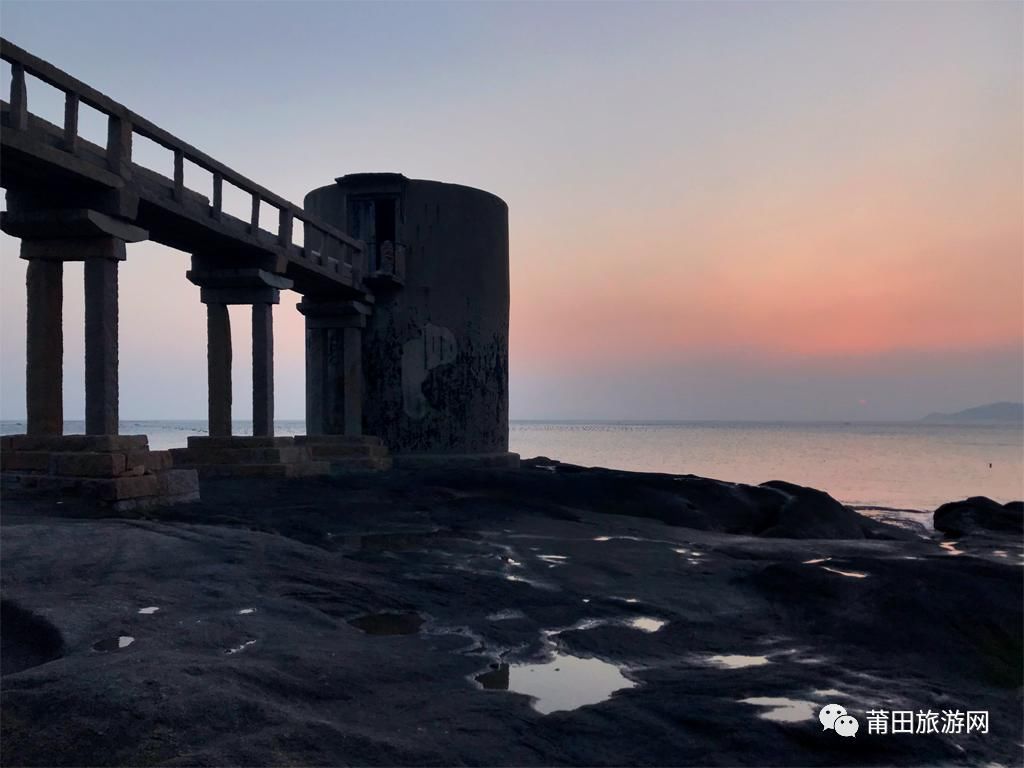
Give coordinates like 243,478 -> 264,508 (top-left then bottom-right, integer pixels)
934,496 -> 1023,537
1,463 -> 1021,766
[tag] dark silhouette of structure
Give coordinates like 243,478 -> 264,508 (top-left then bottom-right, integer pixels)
0,39 -> 516,507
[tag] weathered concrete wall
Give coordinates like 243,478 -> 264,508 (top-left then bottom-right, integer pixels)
305,174 -> 510,458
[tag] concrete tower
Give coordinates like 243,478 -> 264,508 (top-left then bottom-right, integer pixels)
304,174 -> 517,467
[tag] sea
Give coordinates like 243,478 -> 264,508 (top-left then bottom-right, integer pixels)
2,419 -> 1021,515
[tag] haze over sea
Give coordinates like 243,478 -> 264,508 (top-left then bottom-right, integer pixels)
3,419 -> 1020,513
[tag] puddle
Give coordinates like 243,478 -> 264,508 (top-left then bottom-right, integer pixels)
487,609 -> 526,622
477,652 -> 635,714
803,557 -> 830,564
813,688 -> 848,698
627,617 -> 667,633
992,550 -> 1008,558
238,608 -> 256,615
821,566 -> 868,579
706,654 -> 770,669
537,555 -> 568,566
740,696 -> 816,722
225,639 -> 256,655
137,606 -> 159,615
93,635 -> 135,651
349,612 -> 424,636
613,597 -> 640,604
594,536 -> 647,542
939,541 -> 965,556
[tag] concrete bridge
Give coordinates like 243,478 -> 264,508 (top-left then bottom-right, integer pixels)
0,38 -> 401,505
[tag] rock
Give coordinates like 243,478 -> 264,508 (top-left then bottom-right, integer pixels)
934,496 -> 1024,537
757,480 -> 867,538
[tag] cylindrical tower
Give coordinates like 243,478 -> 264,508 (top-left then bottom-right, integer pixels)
304,173 -> 517,467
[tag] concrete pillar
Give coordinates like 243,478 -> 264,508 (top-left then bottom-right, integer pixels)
252,303 -> 274,437
305,326 -> 325,437
25,258 -> 63,436
206,303 -> 232,437
326,326 -> 362,437
84,254 -> 119,435
297,299 -> 368,437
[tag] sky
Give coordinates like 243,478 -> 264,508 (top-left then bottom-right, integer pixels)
0,1 -> 1021,422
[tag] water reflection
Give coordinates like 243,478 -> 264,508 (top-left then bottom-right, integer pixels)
740,696 -> 816,722
478,652 -> 635,714
627,617 -> 667,633
706,654 -> 770,669
821,566 -> 869,579
93,635 -> 135,651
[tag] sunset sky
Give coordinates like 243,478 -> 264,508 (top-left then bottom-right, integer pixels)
1,1 -> 1021,421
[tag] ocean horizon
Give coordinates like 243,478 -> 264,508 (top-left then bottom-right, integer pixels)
4,418 -> 1021,514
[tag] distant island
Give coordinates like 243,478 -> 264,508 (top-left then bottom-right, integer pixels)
922,401 -> 1024,423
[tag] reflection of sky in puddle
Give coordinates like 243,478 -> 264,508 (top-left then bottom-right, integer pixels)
94,635 -> 135,651
594,535 -> 647,542
627,617 -> 666,633
939,541 -> 965,556
706,654 -> 770,669
812,688 -> 847,698
480,652 -> 635,714
487,609 -> 526,621
802,557 -> 830,564
740,696 -> 816,722
238,608 -> 255,615
225,639 -> 256,655
537,555 -> 568,567
821,566 -> 868,579
138,606 -> 159,615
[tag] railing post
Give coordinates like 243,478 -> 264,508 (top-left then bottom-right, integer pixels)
211,173 -> 223,220
278,209 -> 293,248
249,194 -> 260,234
172,149 -> 184,202
62,92 -> 79,152
9,62 -> 28,130
106,113 -> 132,177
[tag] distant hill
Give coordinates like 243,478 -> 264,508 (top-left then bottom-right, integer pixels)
922,402 -> 1024,423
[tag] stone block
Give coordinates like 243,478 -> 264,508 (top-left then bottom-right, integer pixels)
125,449 -> 173,473
8,434 -> 148,453
186,436 -> 294,449
156,469 -> 200,497
50,451 -> 126,477
308,444 -> 388,460
0,450 -> 51,472
328,456 -> 393,473
82,474 -> 159,501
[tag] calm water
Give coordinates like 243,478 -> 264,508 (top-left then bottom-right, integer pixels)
2,419 -> 1021,511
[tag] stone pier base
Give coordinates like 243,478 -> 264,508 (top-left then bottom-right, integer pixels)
169,436 -> 330,478
293,435 -> 392,473
0,434 -> 200,512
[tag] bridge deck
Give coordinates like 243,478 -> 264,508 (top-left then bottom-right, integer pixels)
0,38 -> 366,298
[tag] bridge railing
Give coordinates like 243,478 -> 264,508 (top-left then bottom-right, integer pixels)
0,37 -> 366,286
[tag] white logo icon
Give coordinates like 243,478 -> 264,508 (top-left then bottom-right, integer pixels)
820,704 -> 859,737
834,715 -> 859,737
819,704 -> 847,730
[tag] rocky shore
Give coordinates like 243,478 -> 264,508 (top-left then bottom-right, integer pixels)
2,460 -> 1021,766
